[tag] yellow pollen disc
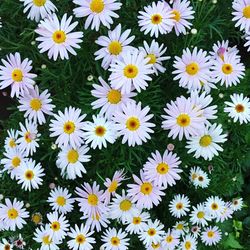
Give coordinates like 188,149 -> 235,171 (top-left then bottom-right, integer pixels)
152,243 -> 160,249
197,211 -> 205,219
76,234 -> 86,244
108,40 -> 122,55
88,194 -> 98,206
52,30 -> 66,44
146,54 -> 157,64
133,216 -> 141,225
140,182 -> 153,195
30,98 -> 42,111
12,69 -> 23,82
24,132 -> 32,143
123,64 -> 139,78
243,5 -> 250,18
191,173 -> 197,180
107,89 -> 122,104
176,114 -> 191,127
186,62 -> 199,75
95,126 -> 106,137
166,235 -> 173,243
108,180 -> 118,193
32,213 -> 42,224
211,203 -> 218,210
185,241 -> 191,250
90,0 -> 104,13
8,208 -> 18,219
67,149 -> 79,164
4,244 -> 11,250
110,236 -> 120,246
199,135 -> 212,147
63,121 -> 75,134
12,156 -> 21,168
42,235 -> 52,245
207,231 -> 215,238
235,104 -> 245,113
147,228 -> 156,236
119,199 -> 132,211
51,221 -> 60,231
176,202 -> 183,210
56,196 -> 66,206
176,223 -> 183,230
9,139 -> 16,148
222,63 -> 233,74
25,170 -> 34,180
151,14 -> 162,24
33,0 -> 46,7
156,162 -> 169,175
171,10 -> 181,22
126,117 -> 140,131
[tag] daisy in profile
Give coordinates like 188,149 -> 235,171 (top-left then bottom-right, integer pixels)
169,194 -> 190,218
109,50 -> 154,94
143,149 -> 182,189
95,24 -> 135,70
18,86 -> 55,125
172,47 -> 212,91
16,119 -> 40,156
113,102 -> 155,147
224,93 -> 250,124
189,166 -> 202,182
101,228 -> 129,250
49,106 -> 86,148
162,96 -> 205,140
73,0 -> 122,31
67,224 -> 96,250
35,14 -> 83,60
83,115 -> 117,149
205,196 -> 225,218
20,0 -> 57,22
162,229 -> 180,250
4,129 -> 18,150
56,145 -> 91,180
0,198 -> 29,231
190,203 -> 211,227
201,226 -> 222,246
84,211 -> 110,233
47,187 -> 75,214
138,1 -> 174,38
0,239 -> 13,250
16,159 -> 45,191
217,202 -> 233,223
180,234 -> 197,250
210,40 -> 238,60
0,52 -> 36,98
139,40 -> 170,75
127,170 -> 165,210
91,77 -> 136,119
193,170 -> 210,189
186,123 -> 227,161
231,197 -> 243,211
173,221 -> 189,236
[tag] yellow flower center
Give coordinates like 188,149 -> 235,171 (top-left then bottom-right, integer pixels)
243,5 -> 250,18
176,223 -> 184,230
207,231 -> 215,238
67,149 -> 79,164
12,156 -> 21,168
126,117 -> 140,131
87,194 -> 98,206
185,241 -> 192,250
90,0 -> 104,13
146,54 -> 157,64
199,135 -> 212,147
107,89 -> 122,104
186,62 -> 199,75
172,10 -> 181,22
211,203 -> 218,210
235,104 -> 245,113
166,235 -> 173,243
32,213 -> 42,224
12,69 -> 23,82
123,64 -> 139,78
108,41 -> 122,55
33,0 -> 46,6
42,235 -> 52,245
197,211 -> 205,219
151,14 -> 162,24
95,126 -> 106,137
8,208 -> 18,219
152,243 -> 160,249
156,162 -> 169,174
4,244 -> 11,250
147,228 -> 156,236
24,132 -> 32,143
25,170 -> 34,180
176,114 -> 191,127
133,216 -> 141,225
56,196 -> 66,206
140,182 -> 153,195
9,139 -> 16,148
110,236 -> 120,246
63,121 -> 75,134
51,221 -> 60,231
76,234 -> 86,244
176,202 -> 183,210
222,63 -> 233,74
52,31 -> 66,44
191,173 -> 197,180
119,199 -> 132,211
108,180 -> 118,193
30,98 -> 42,111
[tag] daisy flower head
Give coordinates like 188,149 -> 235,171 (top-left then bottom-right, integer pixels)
193,169 -> 210,189
161,96 -> 206,140
138,1 -> 174,38
0,239 -> 13,250
201,226 -> 222,246
224,93 -> 250,124
49,106 -> 86,149
31,212 -> 43,225
173,221 -> 189,236
162,229 -> 180,250
143,149 -> 182,189
139,40 -> 170,75
109,50 -> 154,94
56,145 -> 91,180
186,123 -> 227,161
83,115 -> 117,149
84,211 -> 110,233
127,170 -> 165,210
205,196 -> 225,218
217,202 -> 233,223
190,203 -> 211,227
14,234 -> 26,249
231,197 -> 244,211
16,159 -> 45,191
180,234 -> 197,250
47,187 -> 75,214
113,102 -> 155,147
20,0 -> 57,22
35,13 -> 83,61
172,47 -> 212,91
0,52 -> 36,98
67,224 -> 96,250
0,198 -> 29,231
73,0 -> 122,31
4,129 -> 19,150
95,24 -> 135,70
91,77 -> 136,119
169,194 -> 190,218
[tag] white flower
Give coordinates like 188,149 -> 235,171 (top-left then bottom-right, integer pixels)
4,129 -> 19,150
189,203 -> 211,227
201,226 -> 222,246
169,194 -> 190,218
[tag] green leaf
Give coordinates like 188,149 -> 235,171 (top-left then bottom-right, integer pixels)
223,233 -> 244,249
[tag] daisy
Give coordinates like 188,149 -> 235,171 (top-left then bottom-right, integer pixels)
201,226 -> 222,246
190,203 -> 210,227
217,202 -> 233,223
95,24 -> 135,70
84,211 -> 110,233
73,0 -> 122,31
67,224 -> 96,250
0,239 -> 13,250
180,234 -> 197,250
211,52 -> 245,88
193,170 -> 210,188
20,0 -> 57,22
0,52 -> 36,98
16,119 -> 40,156
127,170 -> 165,210
31,212 -> 43,225
138,1 -> 174,38
35,14 -> 83,60
139,40 -> 170,75
161,229 -> 180,250
172,47 -> 212,91
49,106 -> 86,148
91,77 -> 136,119
205,196 -> 225,218
161,96 -> 205,140
173,221 -> 189,236
4,129 -> 19,150
170,0 -> 195,36
190,226 -> 201,239
83,115 -> 117,149
0,198 -> 29,231
169,194 -> 190,218
113,102 -> 155,147
139,219 -> 165,247
56,145 -> 91,180
109,50 -> 154,94
18,85 -> 55,125
47,187 -> 75,214
16,159 -> 45,191
224,93 -> 250,124
14,234 -> 26,249
186,123 -> 227,161
231,197 -> 244,211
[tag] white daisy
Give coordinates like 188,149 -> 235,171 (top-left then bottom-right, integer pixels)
173,221 -> 189,236
193,170 -> 210,189
201,226 -> 222,246
4,129 -> 19,150
190,226 -> 201,239
0,239 -> 13,250
189,166 -> 202,182
169,194 -> 190,218
217,202 -> 233,223
180,234 -> 197,250
189,203 -> 211,227
84,211 -> 110,233
161,229 -> 180,250
231,197 -> 244,211
205,196 -> 225,218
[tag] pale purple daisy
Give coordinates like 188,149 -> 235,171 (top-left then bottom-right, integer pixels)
201,226 -> 222,246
